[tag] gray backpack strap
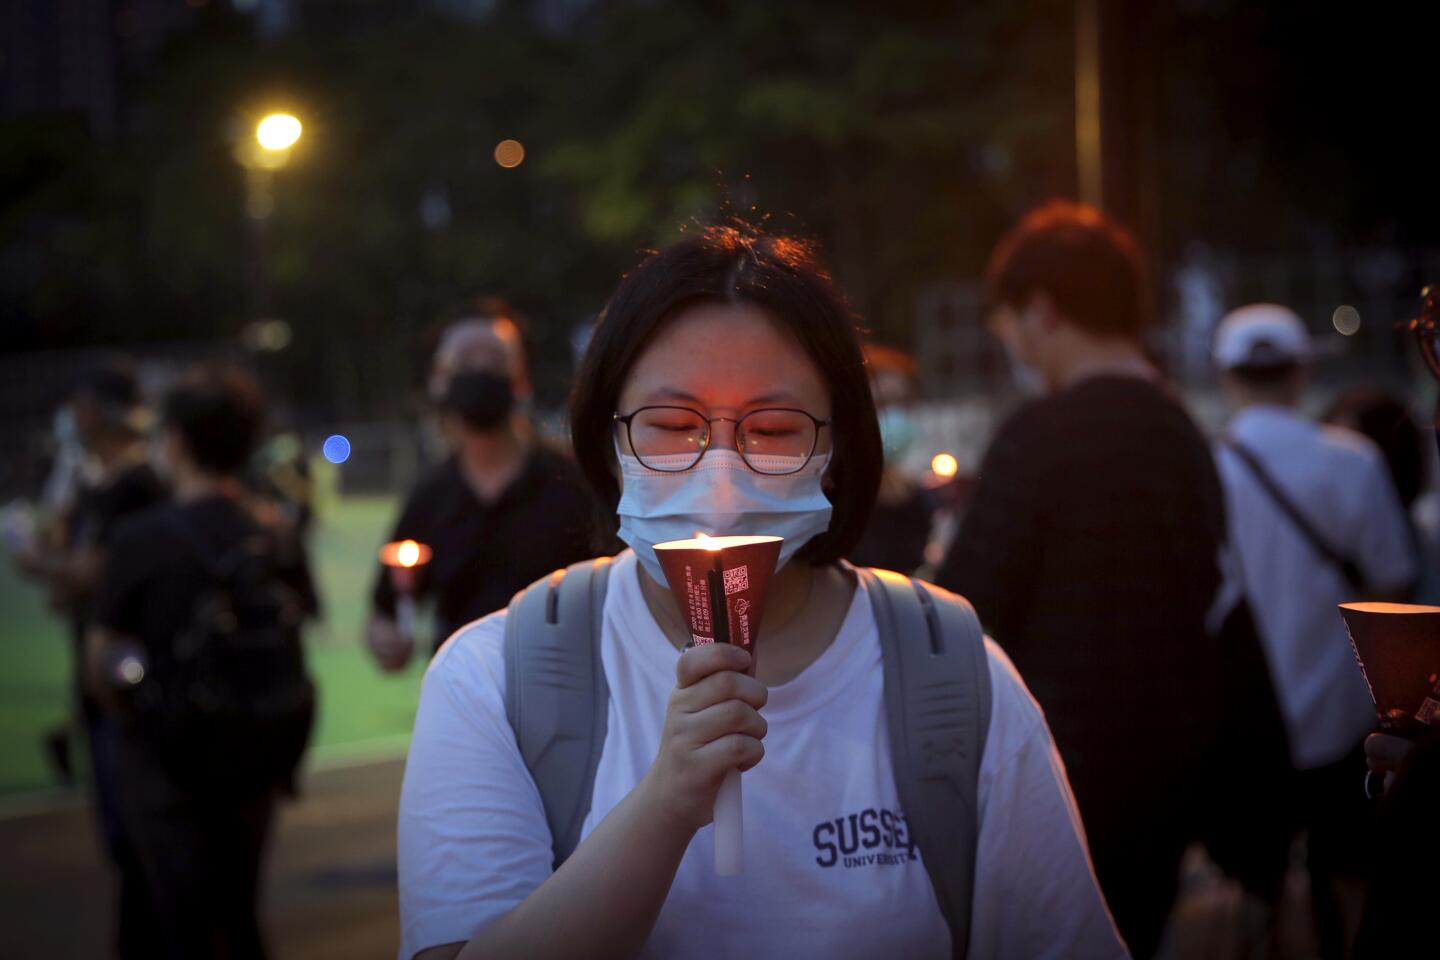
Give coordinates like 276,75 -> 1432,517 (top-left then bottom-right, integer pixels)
859,567 -> 991,960
504,557 -> 613,868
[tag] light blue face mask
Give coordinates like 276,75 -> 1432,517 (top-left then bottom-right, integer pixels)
616,448 -> 834,585
877,406 -> 917,459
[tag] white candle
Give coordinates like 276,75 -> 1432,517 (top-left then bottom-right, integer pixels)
714,768 -> 744,876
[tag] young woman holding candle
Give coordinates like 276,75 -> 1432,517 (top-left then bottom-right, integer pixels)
397,226 -> 1128,959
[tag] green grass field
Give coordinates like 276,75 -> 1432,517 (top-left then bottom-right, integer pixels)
0,496 -> 425,796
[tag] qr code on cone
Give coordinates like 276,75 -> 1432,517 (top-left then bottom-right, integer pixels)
723,565 -> 749,595
1417,697 -> 1440,726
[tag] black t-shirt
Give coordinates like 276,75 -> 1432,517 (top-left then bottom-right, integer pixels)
95,495 -> 315,678
68,460 -> 168,554
65,460 -> 167,642
1354,729 -> 1440,958
936,376 -> 1225,834
370,445 -> 598,647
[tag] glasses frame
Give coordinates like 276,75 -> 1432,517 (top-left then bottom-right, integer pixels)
613,405 -> 832,475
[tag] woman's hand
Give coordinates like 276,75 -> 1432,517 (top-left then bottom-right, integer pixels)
638,643 -> 768,835
1365,732 -> 1414,795
367,613 -> 415,672
450,644 -> 766,960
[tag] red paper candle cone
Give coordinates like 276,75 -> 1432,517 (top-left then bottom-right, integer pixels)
653,535 -> 783,656
1340,601 -> 1440,735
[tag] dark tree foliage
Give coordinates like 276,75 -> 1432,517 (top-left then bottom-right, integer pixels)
0,0 -> 1074,419
9,1 -> 1434,420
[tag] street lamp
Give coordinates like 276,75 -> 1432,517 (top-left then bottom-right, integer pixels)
235,109 -> 304,334
257,112 -> 302,151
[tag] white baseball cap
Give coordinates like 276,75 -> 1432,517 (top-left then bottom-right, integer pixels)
1213,303 -> 1313,370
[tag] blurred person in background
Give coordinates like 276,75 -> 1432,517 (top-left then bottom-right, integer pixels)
1353,726 -> 1440,957
849,344 -> 935,574
421,298 -> 535,458
935,201 -> 1228,958
1324,384 -> 1437,601
1212,305 -> 1417,958
87,366 -> 317,960
12,362 -> 167,958
15,365 -> 167,645
241,429 -> 321,619
365,307 -> 595,669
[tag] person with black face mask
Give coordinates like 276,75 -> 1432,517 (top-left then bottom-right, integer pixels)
365,313 -> 597,669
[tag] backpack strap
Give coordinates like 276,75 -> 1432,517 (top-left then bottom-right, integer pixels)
1220,437 -> 1370,591
504,557 -> 613,869
859,567 -> 991,960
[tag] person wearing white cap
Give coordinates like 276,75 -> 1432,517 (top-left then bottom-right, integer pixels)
1212,303 -> 1417,958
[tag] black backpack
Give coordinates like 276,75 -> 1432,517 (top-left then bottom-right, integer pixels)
134,512 -> 316,794
503,559 -> 991,958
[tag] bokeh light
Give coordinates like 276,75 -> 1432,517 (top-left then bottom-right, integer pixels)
931,452 -> 959,478
397,540 -> 421,567
322,434 -> 352,464
257,113 -> 302,151
1332,304 -> 1362,336
243,319 -> 292,352
118,656 -> 145,685
494,139 -> 525,168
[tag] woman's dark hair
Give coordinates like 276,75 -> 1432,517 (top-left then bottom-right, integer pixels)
986,199 -> 1148,339
570,225 -> 882,565
1323,385 -> 1426,507
161,366 -> 266,476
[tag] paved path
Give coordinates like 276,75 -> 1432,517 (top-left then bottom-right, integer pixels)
0,756 -> 405,959
1,753 -> 1322,959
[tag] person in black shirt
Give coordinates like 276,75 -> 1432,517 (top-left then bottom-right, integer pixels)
936,201 -> 1228,958
850,344 -> 935,574
15,364 -> 167,959
1353,729 -> 1440,957
90,367 -> 314,960
366,314 -> 595,669
18,366 -> 167,652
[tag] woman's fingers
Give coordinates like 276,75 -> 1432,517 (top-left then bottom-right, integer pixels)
646,648 -> 769,834
675,643 -> 751,688
674,668 -> 768,713
677,699 -> 768,745
694,733 -> 766,774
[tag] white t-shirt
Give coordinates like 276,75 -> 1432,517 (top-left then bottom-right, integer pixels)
1215,405 -> 1417,770
397,551 -> 1127,960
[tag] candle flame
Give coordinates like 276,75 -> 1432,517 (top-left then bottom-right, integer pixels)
931,452 -> 959,479
696,531 -> 722,552
380,538 -> 432,569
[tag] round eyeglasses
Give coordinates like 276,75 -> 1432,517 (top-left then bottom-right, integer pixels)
613,405 -> 831,475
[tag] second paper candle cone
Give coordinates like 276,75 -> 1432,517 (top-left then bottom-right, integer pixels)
1340,601 -> 1440,735
653,535 -> 783,654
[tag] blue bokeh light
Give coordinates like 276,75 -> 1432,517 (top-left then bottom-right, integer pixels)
322,434 -> 352,464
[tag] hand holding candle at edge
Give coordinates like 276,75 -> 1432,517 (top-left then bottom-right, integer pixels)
372,539 -> 433,671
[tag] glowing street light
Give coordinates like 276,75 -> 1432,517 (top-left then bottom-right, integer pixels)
256,113 -> 302,151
